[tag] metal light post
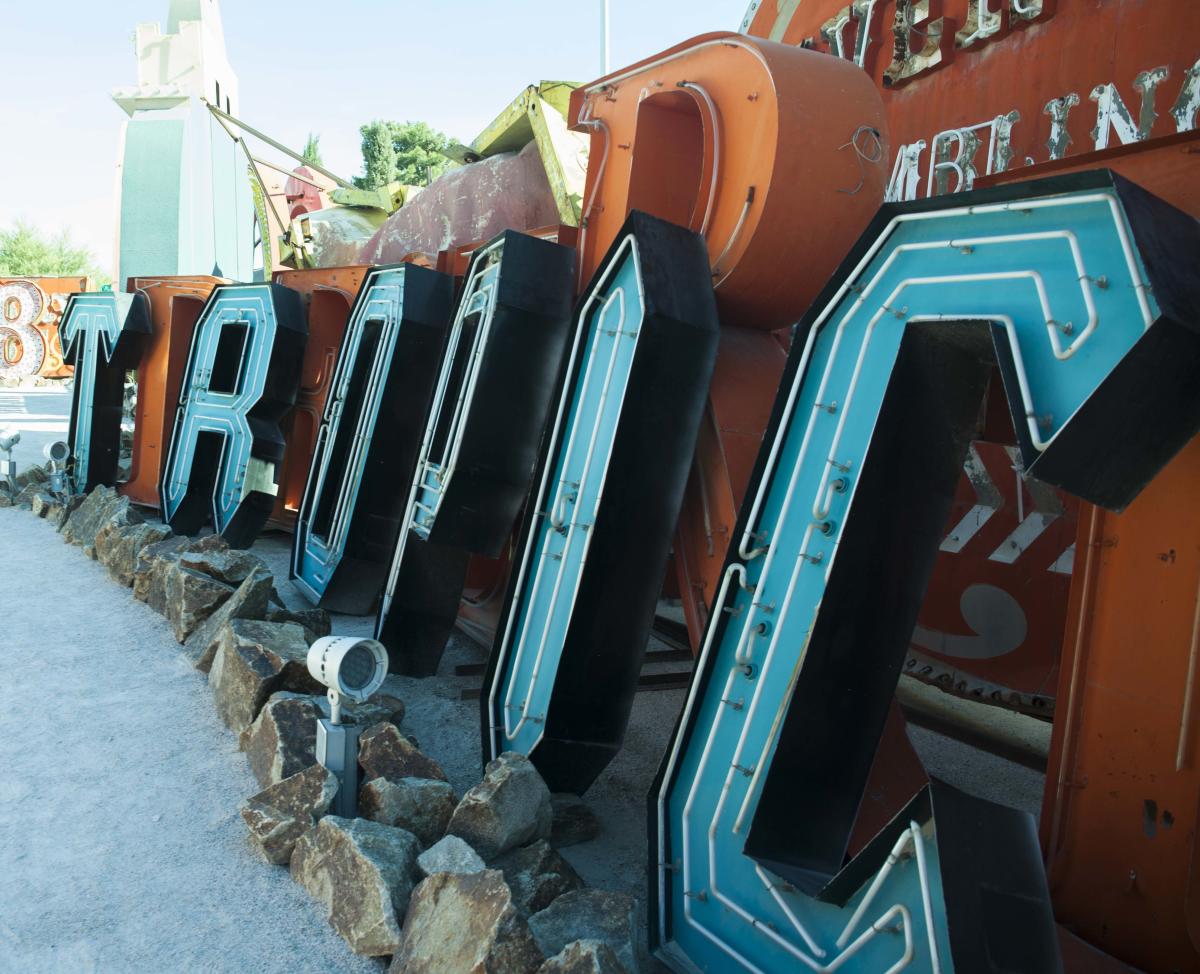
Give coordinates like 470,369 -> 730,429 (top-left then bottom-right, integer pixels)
306,636 -> 389,817
602,0 -> 611,73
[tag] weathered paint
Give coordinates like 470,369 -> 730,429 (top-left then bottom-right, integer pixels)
268,265 -> 368,530
159,282 -> 307,547
1041,438 -> 1200,972
568,31 -> 888,332
60,292 -> 153,493
0,277 -> 90,380
121,275 -> 225,508
741,1 -> 1200,202
653,170 -> 1200,974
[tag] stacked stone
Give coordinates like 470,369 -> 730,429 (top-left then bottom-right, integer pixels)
6,482 -> 636,972
284,744 -> 637,973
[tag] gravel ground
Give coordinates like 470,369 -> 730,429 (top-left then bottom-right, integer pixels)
0,510 -> 383,974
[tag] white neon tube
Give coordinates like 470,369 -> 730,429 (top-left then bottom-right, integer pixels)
487,236 -> 645,756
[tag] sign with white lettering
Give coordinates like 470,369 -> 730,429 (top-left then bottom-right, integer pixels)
741,1 -> 1200,201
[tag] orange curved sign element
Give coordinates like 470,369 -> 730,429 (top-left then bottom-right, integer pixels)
569,31 -> 888,332
122,275 -> 225,507
269,265 -> 369,530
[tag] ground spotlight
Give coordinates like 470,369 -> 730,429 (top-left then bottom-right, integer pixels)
43,441 -> 70,497
0,428 -> 20,488
306,636 -> 389,816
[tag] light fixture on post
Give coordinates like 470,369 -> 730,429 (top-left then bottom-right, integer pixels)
306,636 -> 389,816
43,441 -> 70,498
0,428 -> 20,490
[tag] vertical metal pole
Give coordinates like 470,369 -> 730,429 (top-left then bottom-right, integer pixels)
603,0 -> 611,73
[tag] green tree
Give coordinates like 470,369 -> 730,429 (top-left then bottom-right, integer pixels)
354,120 -> 455,189
301,132 -> 323,168
0,220 -> 109,284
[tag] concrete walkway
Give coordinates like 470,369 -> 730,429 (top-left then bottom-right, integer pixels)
0,509 -> 378,973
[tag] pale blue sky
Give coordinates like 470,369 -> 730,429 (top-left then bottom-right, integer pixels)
0,0 -> 745,275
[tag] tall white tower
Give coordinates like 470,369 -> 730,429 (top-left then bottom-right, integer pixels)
112,0 -> 252,287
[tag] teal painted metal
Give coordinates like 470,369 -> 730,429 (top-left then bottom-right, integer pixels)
160,283 -> 306,547
60,292 -> 151,493
291,264 -> 454,613
406,247 -> 503,545
652,173 -> 1200,973
496,243 -> 645,759
483,211 -> 720,793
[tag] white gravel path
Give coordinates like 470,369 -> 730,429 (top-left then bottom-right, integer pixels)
0,509 -> 382,974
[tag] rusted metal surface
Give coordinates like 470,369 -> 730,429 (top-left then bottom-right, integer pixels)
268,266 -> 368,530
734,9 -> 1200,971
1041,437 -> 1200,973
964,72 -> 1200,970
556,33 -> 886,666
121,275 -> 224,508
0,276 -> 90,379
568,31 -> 888,332
360,141 -> 562,265
908,436 -> 1078,716
672,326 -> 786,647
284,164 -> 331,220
981,126 -> 1200,210
742,1 -> 1200,203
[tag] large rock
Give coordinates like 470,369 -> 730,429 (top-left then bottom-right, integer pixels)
537,941 -> 627,974
291,816 -> 421,956
528,891 -> 639,974
179,547 -> 269,586
267,604 -> 332,638
133,533 -> 226,609
209,620 -> 320,733
550,794 -> 601,849
11,463 -> 49,491
184,567 -> 275,672
390,869 -> 544,974
494,839 -> 584,917
361,777 -> 457,849
361,692 -> 406,728
242,692 -> 404,788
242,693 -> 323,788
132,535 -> 192,603
60,485 -> 112,540
30,491 -> 56,518
95,522 -> 173,586
12,484 -> 43,510
447,752 -> 552,861
51,494 -> 85,531
163,564 -> 235,641
359,723 -> 448,784
363,692 -> 407,728
61,486 -> 144,553
240,764 -> 339,865
416,835 -> 486,878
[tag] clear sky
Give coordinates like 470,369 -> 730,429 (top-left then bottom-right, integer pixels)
0,0 -> 745,276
